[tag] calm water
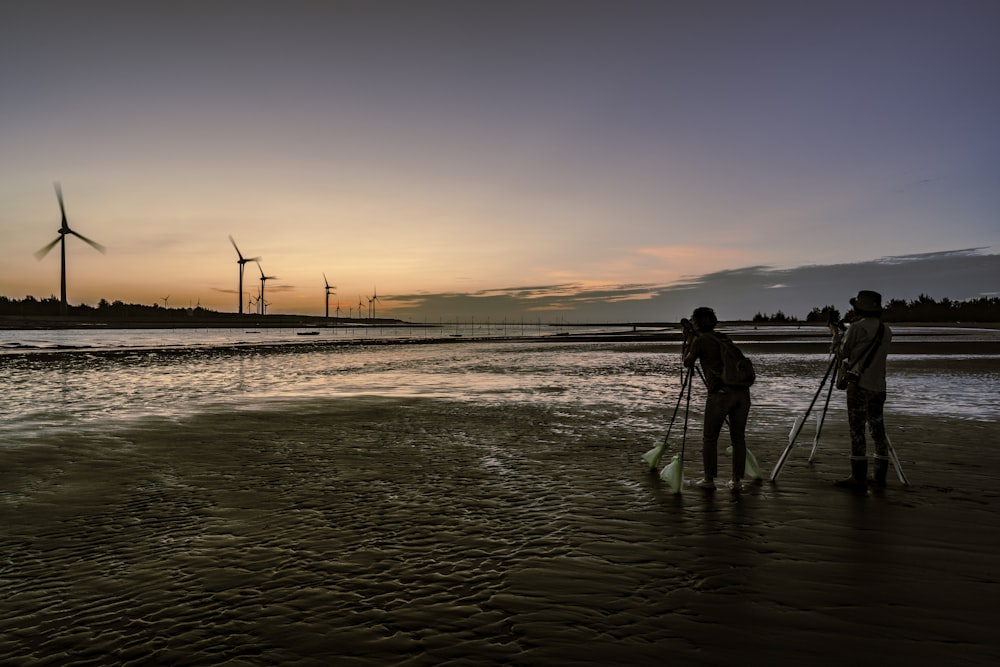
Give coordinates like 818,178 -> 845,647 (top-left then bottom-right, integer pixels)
1,327 -> 998,450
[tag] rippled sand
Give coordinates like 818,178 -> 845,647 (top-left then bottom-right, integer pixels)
2,396 -> 998,665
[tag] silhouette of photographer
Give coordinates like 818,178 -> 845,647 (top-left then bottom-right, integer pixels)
835,290 -> 893,490
682,307 -> 753,493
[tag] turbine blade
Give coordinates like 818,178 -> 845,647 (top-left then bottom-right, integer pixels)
54,182 -> 68,228
229,234 -> 245,260
34,237 -> 61,260
70,230 -> 107,254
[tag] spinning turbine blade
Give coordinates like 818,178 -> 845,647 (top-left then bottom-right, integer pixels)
34,237 -> 61,260
54,182 -> 68,228
70,230 -> 106,254
229,235 -> 259,262
229,234 -> 245,260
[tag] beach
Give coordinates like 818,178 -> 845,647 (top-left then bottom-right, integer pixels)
2,380 -> 998,665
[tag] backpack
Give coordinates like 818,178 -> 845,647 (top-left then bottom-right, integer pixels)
711,333 -> 756,388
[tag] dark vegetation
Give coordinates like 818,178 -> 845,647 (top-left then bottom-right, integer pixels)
0,295 -> 398,328
2,293 -> 998,328
753,294 -> 999,323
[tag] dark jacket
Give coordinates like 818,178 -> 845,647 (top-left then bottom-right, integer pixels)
685,332 -> 726,392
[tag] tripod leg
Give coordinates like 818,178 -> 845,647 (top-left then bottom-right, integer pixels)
660,366 -> 693,493
643,365 -> 692,469
886,435 -> 910,486
808,355 -> 840,463
680,364 -> 693,461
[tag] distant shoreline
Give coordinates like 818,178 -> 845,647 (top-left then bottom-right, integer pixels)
3,322 -> 999,358
0,314 -> 411,330
2,314 -> 998,331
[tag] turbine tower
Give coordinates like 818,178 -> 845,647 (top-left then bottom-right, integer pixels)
323,273 -> 336,319
229,235 -> 260,315
257,262 -> 277,316
34,182 -> 107,316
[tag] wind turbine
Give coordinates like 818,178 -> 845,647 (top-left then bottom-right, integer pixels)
323,273 -> 336,319
371,286 -> 381,320
257,262 -> 276,315
34,182 -> 107,316
358,296 -> 365,320
161,295 -> 170,308
229,235 -> 260,315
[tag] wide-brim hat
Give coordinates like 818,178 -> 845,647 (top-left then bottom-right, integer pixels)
850,290 -> 883,314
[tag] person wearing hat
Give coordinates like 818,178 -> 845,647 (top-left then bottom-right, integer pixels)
835,289 -> 893,490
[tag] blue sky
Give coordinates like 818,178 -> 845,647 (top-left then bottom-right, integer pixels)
1,1 -> 997,320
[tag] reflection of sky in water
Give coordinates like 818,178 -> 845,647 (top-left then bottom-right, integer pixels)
2,342 -> 997,447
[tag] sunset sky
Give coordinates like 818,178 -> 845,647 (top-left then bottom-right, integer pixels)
2,1 -> 997,322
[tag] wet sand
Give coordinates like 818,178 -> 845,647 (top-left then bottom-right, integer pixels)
2,394 -> 997,666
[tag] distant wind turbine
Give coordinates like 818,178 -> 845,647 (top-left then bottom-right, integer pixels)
161,295 -> 170,308
371,286 -> 381,320
257,262 -> 277,315
323,273 -> 336,319
229,235 -> 260,315
34,182 -> 107,316
358,296 -> 365,320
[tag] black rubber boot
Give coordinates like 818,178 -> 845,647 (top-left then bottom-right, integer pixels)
834,459 -> 868,492
872,458 -> 889,488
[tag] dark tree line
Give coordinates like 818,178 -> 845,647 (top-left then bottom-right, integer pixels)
752,295 -> 1000,323
0,295 -> 382,326
0,295 -> 229,321
880,295 -> 1000,322
5,293 -> 1000,324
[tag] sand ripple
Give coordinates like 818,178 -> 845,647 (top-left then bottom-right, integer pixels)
2,396 -> 998,665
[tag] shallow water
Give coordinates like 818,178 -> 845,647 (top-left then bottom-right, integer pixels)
2,336 -> 997,451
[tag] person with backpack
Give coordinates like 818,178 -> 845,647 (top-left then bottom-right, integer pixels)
835,290 -> 893,491
682,306 -> 755,493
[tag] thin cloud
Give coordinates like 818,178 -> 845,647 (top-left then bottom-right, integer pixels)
384,249 -> 999,322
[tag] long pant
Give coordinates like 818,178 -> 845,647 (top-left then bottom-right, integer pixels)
846,384 -> 889,463
702,387 -> 750,480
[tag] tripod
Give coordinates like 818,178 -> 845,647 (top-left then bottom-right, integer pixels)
642,327 -> 695,493
641,363 -> 694,471
770,346 -> 841,482
659,363 -> 694,493
770,324 -> 909,485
